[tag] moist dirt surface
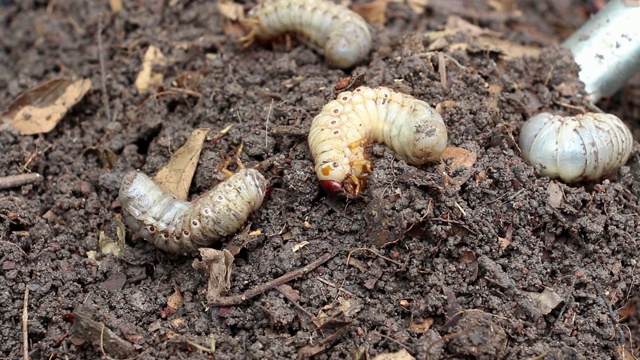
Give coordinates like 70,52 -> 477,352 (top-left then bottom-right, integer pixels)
1,1 -> 640,359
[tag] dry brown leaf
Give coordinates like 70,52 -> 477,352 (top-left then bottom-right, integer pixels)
223,21 -> 246,36
277,284 -> 300,301
441,146 -> 477,170
403,0 -> 429,15
458,250 -> 476,264
472,36 -> 541,60
2,78 -> 70,119
547,181 -> 563,208
167,287 -> 183,311
352,0 -> 387,24
154,128 -> 211,200
292,241 -> 309,252
409,317 -> 434,334
109,0 -> 123,12
134,45 -> 167,94
498,236 -> 510,249
445,15 -> 489,35
217,0 -> 244,21
373,348 -> 416,360
617,345 -> 637,360
3,78 -> 91,135
71,311 -> 135,358
618,299 -> 635,321
192,248 -> 235,304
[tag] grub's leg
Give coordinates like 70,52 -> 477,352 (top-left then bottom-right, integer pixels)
238,19 -> 261,48
348,139 -> 367,150
351,159 -> 372,173
219,143 -> 245,177
348,174 -> 361,197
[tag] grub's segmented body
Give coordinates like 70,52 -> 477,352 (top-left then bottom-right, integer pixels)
243,0 -> 372,69
518,112 -> 634,183
308,86 -> 448,196
119,169 -> 268,253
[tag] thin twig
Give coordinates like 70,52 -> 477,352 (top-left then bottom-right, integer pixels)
97,16 -> 112,122
0,173 -> 43,190
594,282 -> 627,358
438,52 -> 447,89
0,241 -> 28,257
276,285 -> 316,319
265,99 -> 274,147
22,286 -> 29,360
347,247 -> 404,267
209,252 -> 336,307
184,335 -> 216,354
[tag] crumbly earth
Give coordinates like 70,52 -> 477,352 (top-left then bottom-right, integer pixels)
1,0 -> 639,359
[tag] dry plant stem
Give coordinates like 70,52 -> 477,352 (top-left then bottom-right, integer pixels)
594,282 -> 627,356
97,16 -> 112,122
208,252 -> 335,306
0,173 -> 43,190
276,286 -> 316,319
22,286 -> 29,360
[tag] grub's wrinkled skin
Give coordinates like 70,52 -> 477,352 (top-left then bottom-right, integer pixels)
241,0 -> 372,69
119,169 -> 267,253
308,86 -> 448,196
519,112 -> 634,183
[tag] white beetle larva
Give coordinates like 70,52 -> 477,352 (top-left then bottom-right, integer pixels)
518,112 -> 634,183
118,169 -> 268,254
241,0 -> 372,69
308,86 -> 448,196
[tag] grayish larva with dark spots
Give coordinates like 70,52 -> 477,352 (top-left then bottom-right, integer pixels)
119,169 -> 268,254
241,0 -> 372,69
518,112 -> 634,183
308,86 -> 448,196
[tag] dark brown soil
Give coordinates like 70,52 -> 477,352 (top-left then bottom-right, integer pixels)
1,0 -> 639,359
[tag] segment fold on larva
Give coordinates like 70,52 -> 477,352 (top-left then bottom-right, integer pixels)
308,86 -> 448,196
119,169 -> 268,254
241,0 -> 372,69
518,112 -> 634,183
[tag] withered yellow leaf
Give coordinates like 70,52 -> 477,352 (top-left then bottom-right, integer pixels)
154,128 -> 211,200
217,0 -> 245,21
4,78 -> 91,135
134,45 -> 167,94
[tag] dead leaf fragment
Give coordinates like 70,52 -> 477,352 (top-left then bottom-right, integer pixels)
617,345 -> 637,360
217,0 -> 244,21
471,35 -> 541,60
352,0 -> 387,24
162,287 -> 184,318
71,311 -> 135,358
440,146 -> 477,170
155,128 -> 211,200
135,45 -> 167,94
98,217 -> 126,257
109,0 -> 122,12
373,348 -> 416,360
192,248 -> 235,304
498,237 -> 510,249
547,181 -> 563,208
525,288 -> 564,315
409,317 -> 434,333
3,78 -> 91,135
